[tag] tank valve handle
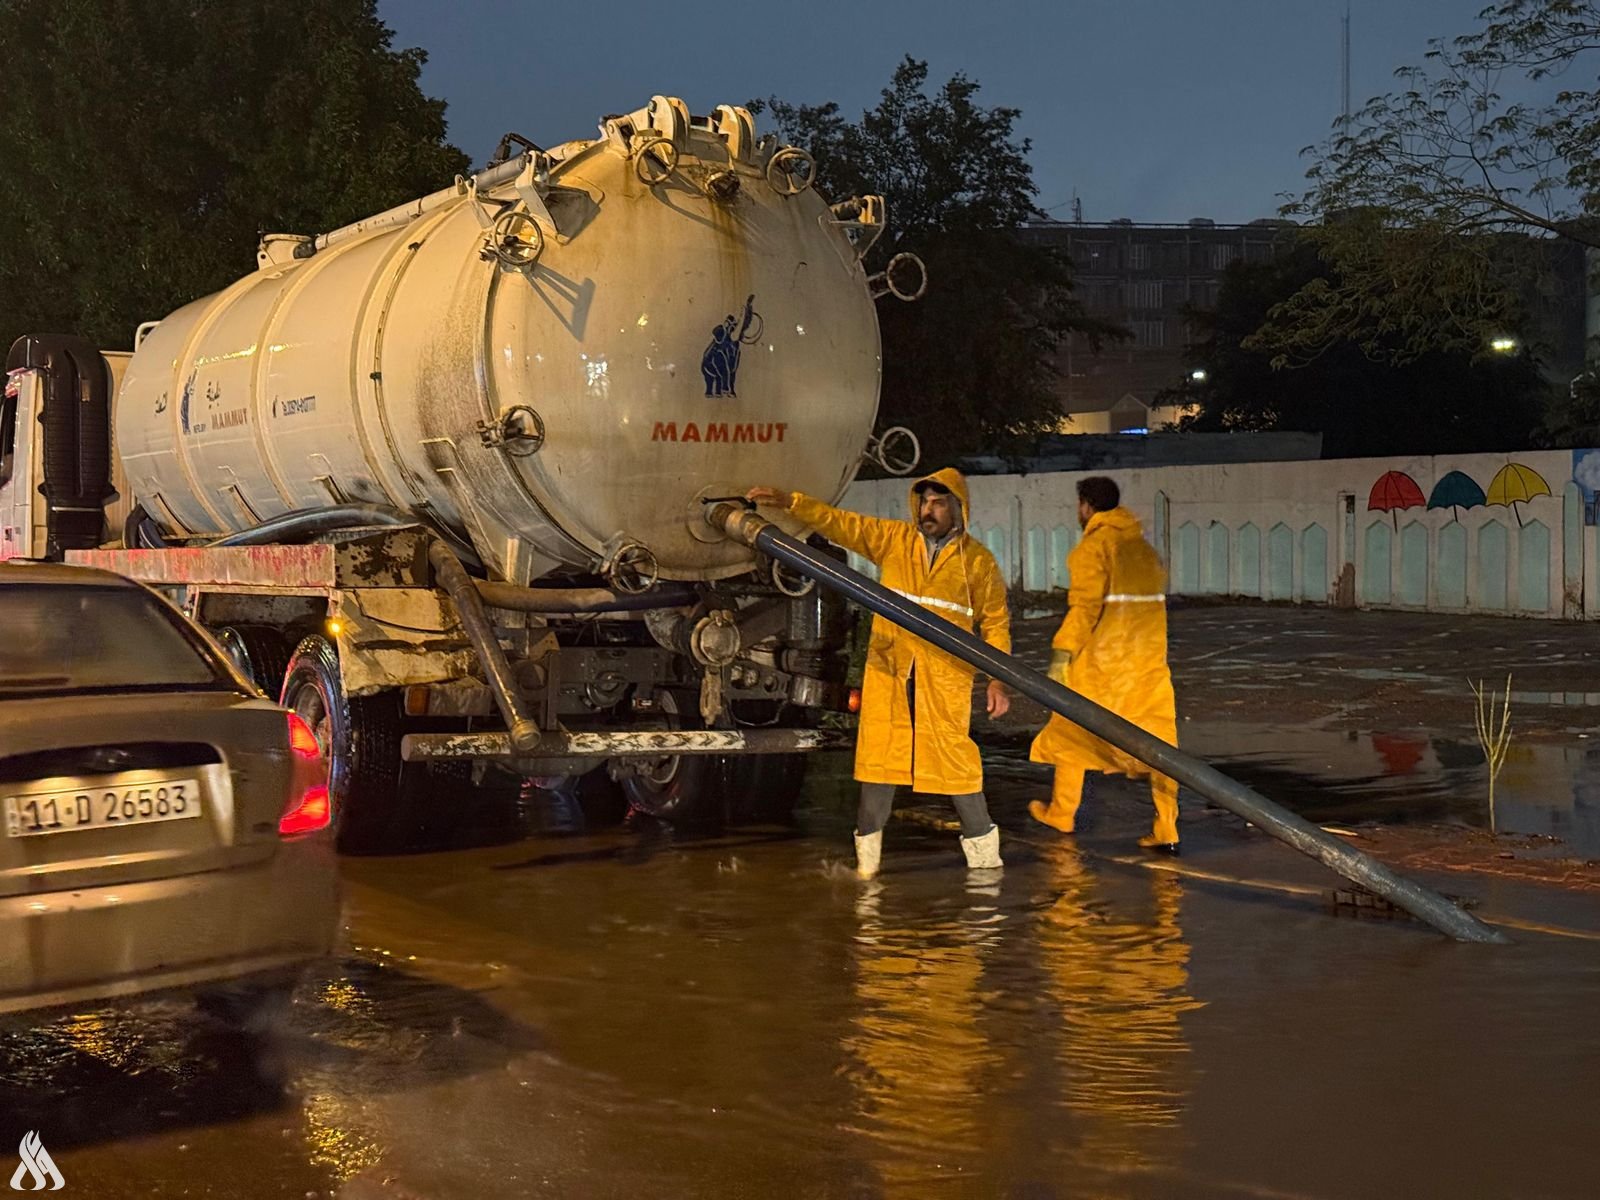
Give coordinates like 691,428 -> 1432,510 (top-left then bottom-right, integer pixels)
603,540 -> 660,595
868,252 -> 928,302
634,136 -> 680,186
771,558 -> 815,597
766,147 -> 816,196
863,426 -> 922,477
476,405 -> 546,457
480,209 -> 545,269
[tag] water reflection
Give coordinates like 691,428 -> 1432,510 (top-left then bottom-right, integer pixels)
1037,845 -> 1202,1185
841,846 -> 1202,1196
845,875 -> 1005,1194
1179,721 -> 1600,854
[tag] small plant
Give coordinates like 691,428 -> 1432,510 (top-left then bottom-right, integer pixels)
1471,674 -> 1514,835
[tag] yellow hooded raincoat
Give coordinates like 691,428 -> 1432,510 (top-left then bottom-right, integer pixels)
1030,507 -> 1178,820
791,468 -> 1011,796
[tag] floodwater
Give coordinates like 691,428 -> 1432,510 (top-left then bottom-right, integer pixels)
984,717 -> 1600,858
1180,720 -> 1600,857
3,758 -> 1598,1198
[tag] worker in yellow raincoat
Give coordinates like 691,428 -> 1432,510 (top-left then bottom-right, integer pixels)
747,468 -> 1012,878
1029,476 -> 1181,852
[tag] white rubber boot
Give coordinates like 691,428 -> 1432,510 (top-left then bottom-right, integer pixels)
854,830 -> 883,880
960,825 -> 1003,870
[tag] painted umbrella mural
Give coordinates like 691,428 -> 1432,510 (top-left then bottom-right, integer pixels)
1368,470 -> 1426,528
1426,470 -> 1487,521
1486,462 -> 1552,527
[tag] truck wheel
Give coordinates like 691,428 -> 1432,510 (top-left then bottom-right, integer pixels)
618,691 -> 726,826
279,635 -> 401,854
215,625 -> 292,697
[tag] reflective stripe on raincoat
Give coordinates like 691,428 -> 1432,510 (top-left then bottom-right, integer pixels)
791,467 -> 1011,795
1030,506 -> 1177,774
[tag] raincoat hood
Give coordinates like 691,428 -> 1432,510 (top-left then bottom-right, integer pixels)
1084,506 -> 1142,538
907,467 -> 973,529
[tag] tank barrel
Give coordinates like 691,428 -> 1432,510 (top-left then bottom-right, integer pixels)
116,97 -> 884,584
705,502 -> 1511,945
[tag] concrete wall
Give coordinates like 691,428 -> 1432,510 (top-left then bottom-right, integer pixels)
843,448 -> 1600,620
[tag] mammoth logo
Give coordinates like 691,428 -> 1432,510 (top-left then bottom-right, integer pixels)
9,1131 -> 63,1190
701,294 -> 762,398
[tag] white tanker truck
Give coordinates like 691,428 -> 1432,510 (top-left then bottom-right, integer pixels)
1,96 -> 925,847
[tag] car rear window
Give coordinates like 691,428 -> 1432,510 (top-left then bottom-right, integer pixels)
0,584 -> 232,699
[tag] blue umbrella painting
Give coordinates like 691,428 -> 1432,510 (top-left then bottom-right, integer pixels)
1426,470 -> 1487,521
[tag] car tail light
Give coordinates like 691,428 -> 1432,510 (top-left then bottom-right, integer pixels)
280,712 -> 331,836
288,711 -> 320,760
280,784 -> 330,836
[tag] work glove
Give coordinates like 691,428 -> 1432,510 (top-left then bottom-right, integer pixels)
1047,649 -> 1072,687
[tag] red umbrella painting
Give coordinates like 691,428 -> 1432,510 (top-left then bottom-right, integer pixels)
1368,470 -> 1426,528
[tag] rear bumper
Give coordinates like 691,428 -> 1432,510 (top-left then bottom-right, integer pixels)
400,726 -> 853,761
0,839 -> 339,1017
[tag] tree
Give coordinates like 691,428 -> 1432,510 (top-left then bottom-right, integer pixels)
0,0 -> 469,354
752,58 -> 1122,465
1253,1 -> 1600,373
1169,237 -> 1551,457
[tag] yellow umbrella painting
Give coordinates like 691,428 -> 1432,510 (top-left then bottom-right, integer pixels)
1485,462 -> 1552,527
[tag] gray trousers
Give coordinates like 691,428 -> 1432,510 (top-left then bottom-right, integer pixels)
856,783 -> 994,840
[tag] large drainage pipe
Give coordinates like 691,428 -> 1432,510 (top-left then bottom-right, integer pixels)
425,540 -> 543,754
707,501 -> 1509,945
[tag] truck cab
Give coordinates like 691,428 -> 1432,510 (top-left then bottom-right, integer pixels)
1,336 -> 130,560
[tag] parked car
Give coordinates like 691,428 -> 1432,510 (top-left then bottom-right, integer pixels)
0,562 -> 339,1024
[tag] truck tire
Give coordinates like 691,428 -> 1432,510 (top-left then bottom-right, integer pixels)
620,748 -> 722,825
619,690 -> 726,826
279,635 -> 402,854
617,693 -> 810,826
215,625 -> 292,697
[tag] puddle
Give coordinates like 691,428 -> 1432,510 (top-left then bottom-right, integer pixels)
1178,721 -> 1600,856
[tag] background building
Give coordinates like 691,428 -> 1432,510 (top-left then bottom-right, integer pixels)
1020,217 -> 1293,427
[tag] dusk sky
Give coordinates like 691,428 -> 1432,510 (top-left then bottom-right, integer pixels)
379,0 -> 1509,226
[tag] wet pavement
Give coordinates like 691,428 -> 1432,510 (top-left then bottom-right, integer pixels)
1001,603 -> 1600,855
5,605 -> 1600,1198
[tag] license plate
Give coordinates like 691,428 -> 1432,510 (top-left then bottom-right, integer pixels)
4,779 -> 202,837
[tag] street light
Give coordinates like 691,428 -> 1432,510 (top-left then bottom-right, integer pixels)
1190,368 -> 1208,383
1490,336 -> 1519,354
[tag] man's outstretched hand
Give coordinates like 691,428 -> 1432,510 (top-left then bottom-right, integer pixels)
745,487 -> 794,509
986,679 -> 1010,719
